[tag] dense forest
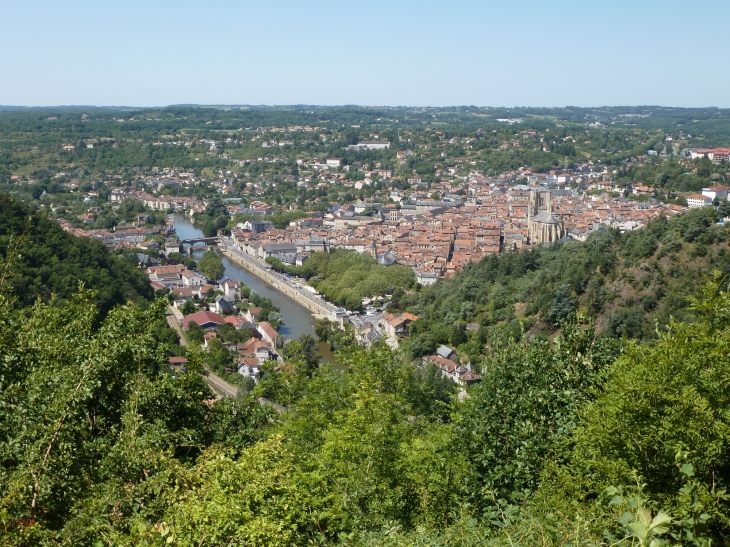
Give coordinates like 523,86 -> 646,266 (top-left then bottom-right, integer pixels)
0,194 -> 152,313
613,157 -> 730,195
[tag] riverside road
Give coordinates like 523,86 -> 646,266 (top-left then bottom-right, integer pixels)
218,236 -> 342,321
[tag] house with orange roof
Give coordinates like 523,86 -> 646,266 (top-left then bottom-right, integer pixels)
257,321 -> 279,345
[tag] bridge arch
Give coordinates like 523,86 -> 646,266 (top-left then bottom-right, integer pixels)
179,237 -> 220,246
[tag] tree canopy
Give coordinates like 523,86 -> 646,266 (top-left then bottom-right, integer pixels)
5,186 -> 730,545
0,193 -> 152,314
267,249 -> 416,310
2,271 -> 730,544
197,249 -> 224,281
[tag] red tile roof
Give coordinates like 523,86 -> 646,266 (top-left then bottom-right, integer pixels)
185,310 -> 225,326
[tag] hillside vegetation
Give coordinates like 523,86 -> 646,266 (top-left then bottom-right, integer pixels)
0,194 -> 153,313
3,269 -> 730,544
3,195 -> 730,545
403,207 -> 730,362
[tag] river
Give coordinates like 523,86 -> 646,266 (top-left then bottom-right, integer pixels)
171,214 -> 335,362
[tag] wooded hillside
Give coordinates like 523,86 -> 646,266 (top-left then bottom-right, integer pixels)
2,195 -> 730,545
0,193 -> 153,313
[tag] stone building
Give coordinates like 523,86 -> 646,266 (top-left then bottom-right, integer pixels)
527,190 -> 565,244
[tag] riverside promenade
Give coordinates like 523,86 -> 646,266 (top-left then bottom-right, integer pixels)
218,238 -> 342,322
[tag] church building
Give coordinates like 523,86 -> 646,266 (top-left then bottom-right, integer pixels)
527,190 -> 565,244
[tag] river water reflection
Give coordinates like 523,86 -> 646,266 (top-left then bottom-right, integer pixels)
172,214 -> 335,362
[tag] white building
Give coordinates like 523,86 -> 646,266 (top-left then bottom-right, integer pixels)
221,279 -> 241,298
415,270 -> 439,286
181,270 -> 205,287
702,186 -> 730,201
686,194 -> 713,209
348,141 -> 390,150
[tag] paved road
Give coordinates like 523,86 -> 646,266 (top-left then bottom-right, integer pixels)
205,370 -> 287,414
166,306 -> 187,346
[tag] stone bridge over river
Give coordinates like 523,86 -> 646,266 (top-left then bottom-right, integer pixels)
180,236 -> 220,246
180,237 -> 220,253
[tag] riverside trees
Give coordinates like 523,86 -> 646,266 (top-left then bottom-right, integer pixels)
267,249 -> 416,311
197,249 -> 224,281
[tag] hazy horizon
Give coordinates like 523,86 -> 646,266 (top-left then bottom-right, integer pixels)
0,104 -> 726,110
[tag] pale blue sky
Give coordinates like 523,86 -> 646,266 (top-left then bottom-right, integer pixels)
1,0 -> 727,107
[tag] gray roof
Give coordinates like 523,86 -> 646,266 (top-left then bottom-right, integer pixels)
377,251 -> 396,266
137,253 -> 159,266
437,345 -> 455,359
262,243 -> 297,252
533,211 -> 563,224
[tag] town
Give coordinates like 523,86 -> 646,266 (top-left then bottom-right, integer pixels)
54,156 -> 728,283
4,106 -> 730,393
5,0 -> 730,537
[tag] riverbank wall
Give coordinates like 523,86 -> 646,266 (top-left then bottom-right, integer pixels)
218,245 -> 338,321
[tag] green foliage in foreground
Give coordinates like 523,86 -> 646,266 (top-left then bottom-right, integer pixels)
2,270 -> 730,544
267,248 -> 416,310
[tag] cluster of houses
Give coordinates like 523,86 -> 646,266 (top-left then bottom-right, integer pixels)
225,183 -> 685,285
146,262 -> 282,383
147,264 -> 242,314
57,217 -> 173,252
179,309 -> 281,383
423,345 -> 482,386
148,260 -> 480,387
55,140 -> 727,288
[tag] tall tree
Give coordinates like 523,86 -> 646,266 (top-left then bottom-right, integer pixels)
197,250 -> 225,281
